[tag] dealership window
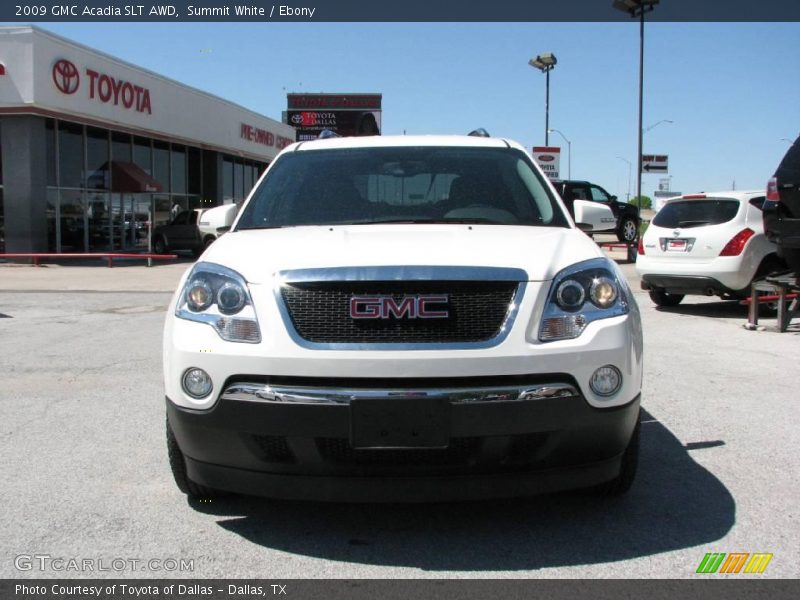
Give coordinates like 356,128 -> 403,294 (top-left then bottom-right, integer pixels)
86,127 -> 109,190
112,132 -> 132,163
133,137 -> 152,174
58,122 -> 84,189
188,147 -> 202,196
45,119 -> 57,187
223,157 -> 234,201
245,164 -> 254,195
0,188 -> 4,253
153,141 -> 170,191
234,160 -> 244,200
58,189 -> 86,252
171,145 -> 187,195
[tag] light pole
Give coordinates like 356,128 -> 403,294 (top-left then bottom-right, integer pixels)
644,119 -> 673,134
616,156 -> 632,202
529,53 -> 557,145
613,0 -> 659,211
548,128 -> 571,179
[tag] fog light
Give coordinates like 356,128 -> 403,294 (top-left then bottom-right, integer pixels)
182,368 -> 213,399
590,365 -> 622,397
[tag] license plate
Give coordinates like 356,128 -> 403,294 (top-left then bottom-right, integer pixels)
350,397 -> 450,448
667,238 -> 688,251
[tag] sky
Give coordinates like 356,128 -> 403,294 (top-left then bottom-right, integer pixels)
20,21 -> 800,200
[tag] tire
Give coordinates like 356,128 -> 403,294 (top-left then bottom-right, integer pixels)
153,236 -> 167,255
617,217 -> 638,243
166,420 -> 216,498
649,289 -> 684,306
592,414 -> 640,497
203,236 -> 216,249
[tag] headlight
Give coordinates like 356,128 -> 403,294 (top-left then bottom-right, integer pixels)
539,258 -> 629,342
175,262 -> 261,343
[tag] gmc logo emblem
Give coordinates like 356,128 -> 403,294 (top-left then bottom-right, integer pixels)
350,295 -> 450,319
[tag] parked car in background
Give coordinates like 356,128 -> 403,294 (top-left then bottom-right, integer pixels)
554,180 -> 641,243
153,207 -> 231,256
763,135 -> 800,278
636,191 -> 783,306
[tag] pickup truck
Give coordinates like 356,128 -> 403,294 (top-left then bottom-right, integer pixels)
163,134 -> 643,502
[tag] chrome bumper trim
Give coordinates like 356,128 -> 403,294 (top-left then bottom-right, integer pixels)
220,382 -> 579,405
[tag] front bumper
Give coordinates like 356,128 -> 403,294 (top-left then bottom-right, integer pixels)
167,380 -> 640,502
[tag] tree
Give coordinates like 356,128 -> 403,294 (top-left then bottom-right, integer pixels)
630,195 -> 652,209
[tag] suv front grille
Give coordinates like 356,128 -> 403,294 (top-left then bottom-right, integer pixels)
280,280 -> 518,344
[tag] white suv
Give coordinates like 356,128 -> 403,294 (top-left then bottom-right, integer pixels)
636,191 -> 782,306
163,135 -> 643,502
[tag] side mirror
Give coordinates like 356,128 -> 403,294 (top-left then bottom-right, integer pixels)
610,195 -> 618,202
576,222 -> 594,232
216,226 -> 231,235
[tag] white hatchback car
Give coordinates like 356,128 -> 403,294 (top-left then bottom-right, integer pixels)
636,191 -> 782,306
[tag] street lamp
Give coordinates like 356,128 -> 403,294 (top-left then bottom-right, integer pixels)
612,0 -> 659,211
548,128 -> 571,179
644,119 -> 673,134
529,53 -> 557,145
616,156 -> 632,202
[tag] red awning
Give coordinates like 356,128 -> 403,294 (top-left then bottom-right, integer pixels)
110,161 -> 163,193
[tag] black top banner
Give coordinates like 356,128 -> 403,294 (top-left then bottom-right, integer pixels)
2,0 -> 800,22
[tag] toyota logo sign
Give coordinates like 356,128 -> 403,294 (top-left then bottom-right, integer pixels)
52,59 -> 80,95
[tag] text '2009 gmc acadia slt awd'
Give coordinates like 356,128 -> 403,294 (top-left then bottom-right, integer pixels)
163,134 -> 643,502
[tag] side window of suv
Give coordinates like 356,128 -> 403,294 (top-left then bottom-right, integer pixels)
571,185 -> 591,201
590,186 -> 611,202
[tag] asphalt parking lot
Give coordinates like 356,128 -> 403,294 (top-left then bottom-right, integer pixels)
1,251 -> 798,579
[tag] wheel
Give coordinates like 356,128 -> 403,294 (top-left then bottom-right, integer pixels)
649,289 -> 684,306
617,217 -> 638,243
166,420 -> 216,498
153,236 -> 167,254
592,414 -> 640,496
203,236 -> 216,249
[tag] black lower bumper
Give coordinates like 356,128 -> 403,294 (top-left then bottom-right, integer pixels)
640,274 -> 740,296
166,388 -> 640,502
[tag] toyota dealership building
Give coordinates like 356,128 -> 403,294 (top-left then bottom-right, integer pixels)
0,26 -> 296,253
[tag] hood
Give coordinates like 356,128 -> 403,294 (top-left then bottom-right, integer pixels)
201,224 -> 603,284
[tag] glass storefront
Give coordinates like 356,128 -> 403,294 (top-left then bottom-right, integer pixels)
1,116 -> 267,253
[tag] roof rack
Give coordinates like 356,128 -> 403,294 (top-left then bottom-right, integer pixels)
467,128 -> 491,138
318,129 -> 341,139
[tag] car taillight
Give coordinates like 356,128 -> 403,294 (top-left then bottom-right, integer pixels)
637,237 -> 645,255
719,228 -> 755,256
767,176 -> 780,201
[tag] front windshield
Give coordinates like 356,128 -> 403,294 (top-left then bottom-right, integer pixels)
236,146 -> 569,229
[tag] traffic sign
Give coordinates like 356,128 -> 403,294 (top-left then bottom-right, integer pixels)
642,154 -> 668,174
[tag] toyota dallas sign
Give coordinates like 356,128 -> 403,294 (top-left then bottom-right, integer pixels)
532,146 -> 561,180
286,93 -> 382,141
